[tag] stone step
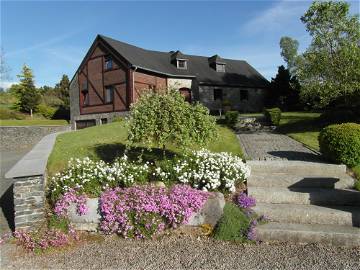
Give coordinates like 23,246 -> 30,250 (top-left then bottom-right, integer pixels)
248,161 -> 346,175
256,222 -> 360,247
253,203 -> 360,227
249,187 -> 360,206
247,173 -> 355,189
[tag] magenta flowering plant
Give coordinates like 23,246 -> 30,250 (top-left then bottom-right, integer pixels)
54,188 -> 88,217
13,228 -> 79,253
100,184 -> 209,239
235,192 -> 256,209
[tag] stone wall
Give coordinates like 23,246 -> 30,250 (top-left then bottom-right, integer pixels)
5,132 -> 64,231
198,85 -> 267,112
0,125 -> 70,151
13,175 -> 45,230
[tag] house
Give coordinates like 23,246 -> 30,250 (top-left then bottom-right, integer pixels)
69,34 -> 269,129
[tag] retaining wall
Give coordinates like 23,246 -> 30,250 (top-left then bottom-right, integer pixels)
5,132 -> 65,230
0,125 -> 70,151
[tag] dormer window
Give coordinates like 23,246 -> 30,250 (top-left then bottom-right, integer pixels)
177,59 -> 187,69
105,56 -> 113,70
170,50 -> 188,70
208,55 -> 226,72
216,63 -> 226,72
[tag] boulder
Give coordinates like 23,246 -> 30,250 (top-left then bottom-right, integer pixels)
68,198 -> 100,231
187,192 -> 225,226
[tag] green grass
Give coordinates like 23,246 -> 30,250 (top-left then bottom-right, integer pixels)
212,203 -> 250,242
0,119 -> 69,126
47,122 -> 243,174
277,112 -> 322,151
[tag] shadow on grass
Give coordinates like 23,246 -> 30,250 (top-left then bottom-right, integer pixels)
277,119 -> 321,134
93,143 -> 178,163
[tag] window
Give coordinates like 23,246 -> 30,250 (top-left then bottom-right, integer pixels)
177,60 -> 187,69
105,86 -> 114,103
214,89 -> 223,101
216,64 -> 226,72
101,118 -> 108,125
76,119 -> 96,130
240,90 -> 248,101
82,91 -> 89,106
105,56 -> 113,70
81,81 -> 88,90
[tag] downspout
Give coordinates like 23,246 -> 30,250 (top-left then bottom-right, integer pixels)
132,66 -> 138,104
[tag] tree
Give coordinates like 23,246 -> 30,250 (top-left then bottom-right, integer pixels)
296,1 -> 360,108
127,89 -> 217,154
280,36 -> 299,73
16,64 -> 40,117
54,74 -> 70,109
268,65 -> 301,111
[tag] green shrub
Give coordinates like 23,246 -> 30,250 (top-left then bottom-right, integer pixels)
319,123 -> 360,167
224,111 -> 239,128
355,180 -> 360,191
213,203 -> 250,242
319,109 -> 358,125
0,108 -> 25,120
128,89 -> 217,151
264,107 -> 282,126
37,103 -> 56,119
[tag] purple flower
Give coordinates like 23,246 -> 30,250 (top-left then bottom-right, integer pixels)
99,184 -> 209,238
236,192 -> 256,209
54,189 -> 89,217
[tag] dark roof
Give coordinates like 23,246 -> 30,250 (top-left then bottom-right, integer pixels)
100,35 -> 269,88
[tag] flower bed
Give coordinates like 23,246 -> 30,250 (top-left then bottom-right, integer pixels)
50,149 -> 250,202
99,185 -> 209,238
155,149 -> 250,192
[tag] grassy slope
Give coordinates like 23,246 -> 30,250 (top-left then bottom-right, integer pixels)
277,112 -> 321,151
47,122 -> 243,174
0,119 -> 69,126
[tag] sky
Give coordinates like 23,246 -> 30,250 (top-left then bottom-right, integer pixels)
1,0 -> 359,88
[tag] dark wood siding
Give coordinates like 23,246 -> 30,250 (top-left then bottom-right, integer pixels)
133,71 -> 167,101
78,44 -> 128,115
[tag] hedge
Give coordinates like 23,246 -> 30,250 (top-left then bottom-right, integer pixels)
264,107 -> 281,126
224,111 -> 239,128
319,123 -> 360,167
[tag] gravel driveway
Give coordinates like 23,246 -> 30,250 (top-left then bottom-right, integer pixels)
4,234 -> 360,270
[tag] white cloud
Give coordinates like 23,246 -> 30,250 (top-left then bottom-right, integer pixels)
0,81 -> 17,90
243,0 -> 308,33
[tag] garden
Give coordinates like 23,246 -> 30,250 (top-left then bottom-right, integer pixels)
1,89 -> 265,253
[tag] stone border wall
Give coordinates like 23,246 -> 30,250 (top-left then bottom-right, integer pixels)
5,132 -> 67,230
0,125 -> 70,151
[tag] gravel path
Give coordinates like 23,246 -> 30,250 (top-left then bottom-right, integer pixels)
4,234 -> 360,270
237,132 -> 321,161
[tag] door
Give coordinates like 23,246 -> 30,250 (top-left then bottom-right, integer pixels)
179,87 -> 192,103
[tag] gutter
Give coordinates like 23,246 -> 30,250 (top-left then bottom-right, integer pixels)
131,65 -> 196,79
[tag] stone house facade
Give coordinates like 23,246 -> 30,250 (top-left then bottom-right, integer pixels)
69,35 -> 269,129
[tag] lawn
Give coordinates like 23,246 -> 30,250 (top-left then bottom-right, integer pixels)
47,122 -> 243,174
0,119 -> 69,126
277,112 -> 322,151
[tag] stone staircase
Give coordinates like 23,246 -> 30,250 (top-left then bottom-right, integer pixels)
247,160 -> 360,247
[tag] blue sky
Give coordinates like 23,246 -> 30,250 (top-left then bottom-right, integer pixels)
1,0 -> 359,88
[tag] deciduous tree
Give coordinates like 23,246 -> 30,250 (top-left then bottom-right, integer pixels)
297,1 -> 360,108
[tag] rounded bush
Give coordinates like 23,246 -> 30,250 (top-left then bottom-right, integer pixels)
224,111 -> 239,128
319,123 -> 360,167
264,107 -> 281,126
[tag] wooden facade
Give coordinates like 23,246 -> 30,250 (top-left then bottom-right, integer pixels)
77,42 -> 166,116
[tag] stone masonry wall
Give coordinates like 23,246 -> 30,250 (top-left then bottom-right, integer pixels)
13,175 -> 45,230
0,125 -> 70,151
